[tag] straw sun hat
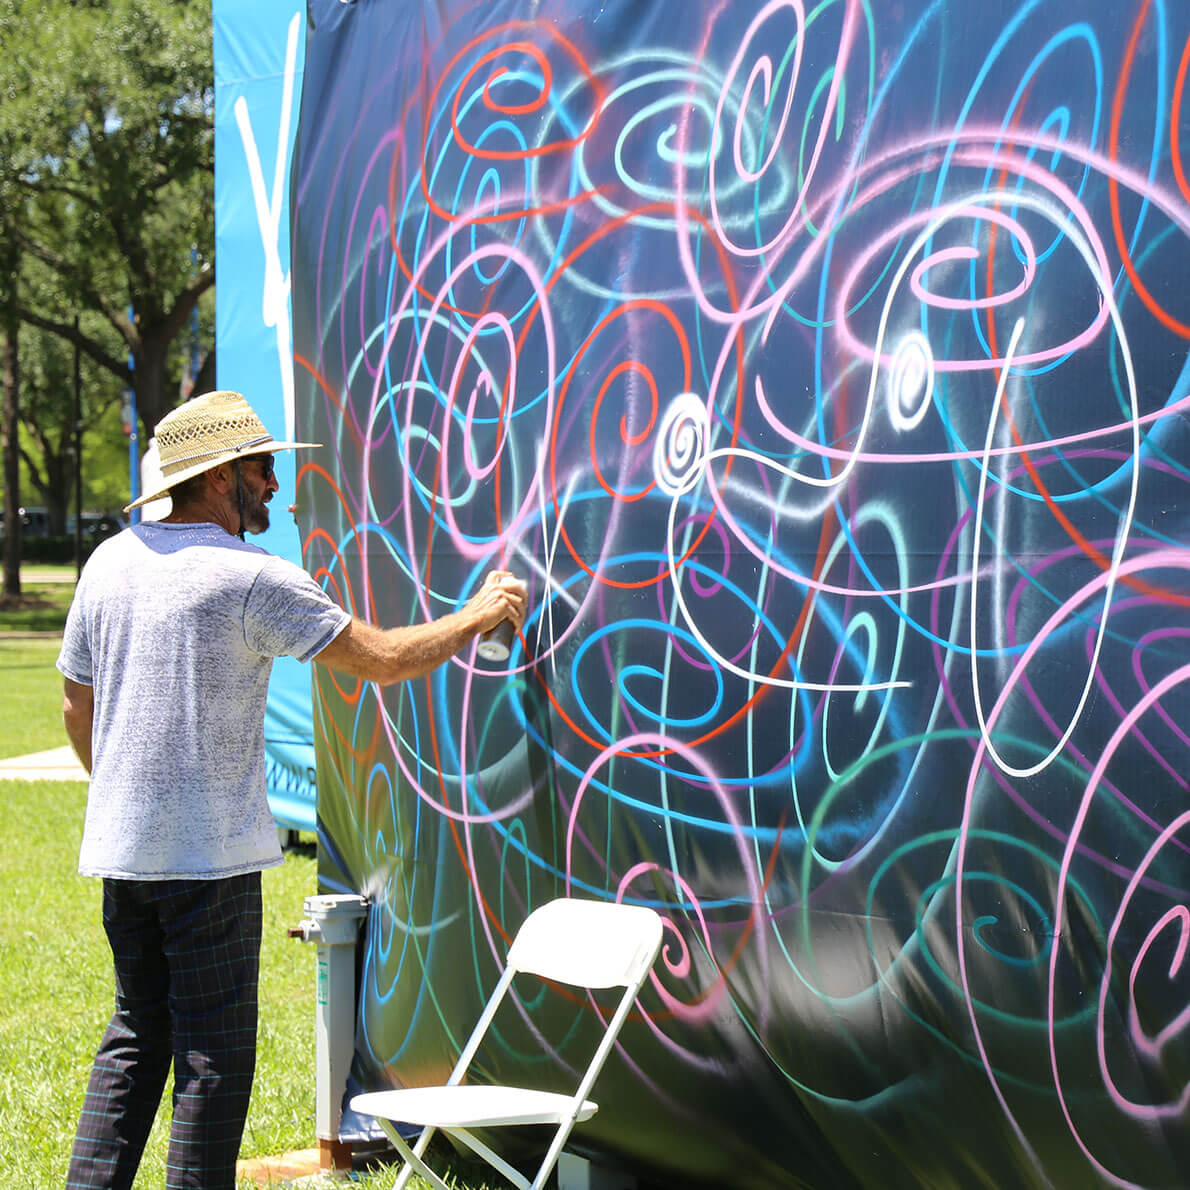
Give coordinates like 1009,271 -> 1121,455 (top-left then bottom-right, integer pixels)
124,390 -> 318,512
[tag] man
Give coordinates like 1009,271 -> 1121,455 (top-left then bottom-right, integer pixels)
57,390 -> 526,1190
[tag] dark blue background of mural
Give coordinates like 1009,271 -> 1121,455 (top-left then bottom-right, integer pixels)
291,1 -> 1190,1185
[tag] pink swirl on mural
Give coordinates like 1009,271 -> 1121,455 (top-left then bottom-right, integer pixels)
565,732 -> 771,1025
908,234 -> 1036,310
1123,901 -> 1190,1064
708,0 -> 858,258
448,309 -> 516,482
360,221 -> 557,582
834,190 -> 1100,372
609,863 -> 741,1077
671,0 -> 860,325
1060,672 -> 1190,1169
956,548 -> 1190,1180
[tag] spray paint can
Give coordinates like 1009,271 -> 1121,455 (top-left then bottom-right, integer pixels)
477,618 -> 516,663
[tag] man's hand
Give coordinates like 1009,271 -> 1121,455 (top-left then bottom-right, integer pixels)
462,569 -> 528,636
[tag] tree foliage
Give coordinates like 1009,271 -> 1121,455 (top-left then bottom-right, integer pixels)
14,318 -> 132,534
0,0 -> 215,455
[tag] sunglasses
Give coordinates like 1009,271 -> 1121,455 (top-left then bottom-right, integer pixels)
245,454 -> 275,483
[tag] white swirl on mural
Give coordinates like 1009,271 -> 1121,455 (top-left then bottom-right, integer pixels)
653,391 -> 711,497
966,192 -> 1139,780
888,331 -> 935,432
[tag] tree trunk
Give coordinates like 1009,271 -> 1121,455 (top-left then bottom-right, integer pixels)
20,414 -> 73,536
32,458 -> 70,536
133,334 -> 171,444
2,317 -> 20,599
192,346 -> 216,397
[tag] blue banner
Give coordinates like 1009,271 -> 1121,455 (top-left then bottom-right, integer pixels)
213,0 -> 315,831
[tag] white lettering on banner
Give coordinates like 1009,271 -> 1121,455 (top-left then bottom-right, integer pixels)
233,11 -> 302,441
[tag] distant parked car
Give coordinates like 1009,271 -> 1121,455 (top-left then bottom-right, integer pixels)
67,512 -> 128,544
3,507 -> 52,538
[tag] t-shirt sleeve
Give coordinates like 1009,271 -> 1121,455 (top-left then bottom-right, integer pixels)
243,556 -> 352,662
57,579 -> 94,685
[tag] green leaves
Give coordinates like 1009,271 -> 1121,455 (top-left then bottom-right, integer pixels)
0,0 -> 214,506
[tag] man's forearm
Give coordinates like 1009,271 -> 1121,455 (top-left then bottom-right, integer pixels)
314,609 -> 482,686
314,570 -> 528,685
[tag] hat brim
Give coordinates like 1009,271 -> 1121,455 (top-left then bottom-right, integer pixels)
124,440 -> 320,513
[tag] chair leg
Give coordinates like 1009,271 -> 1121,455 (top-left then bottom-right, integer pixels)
444,1127 -> 531,1190
530,1110 -> 588,1190
376,1118 -> 535,1190
374,1119 -> 449,1190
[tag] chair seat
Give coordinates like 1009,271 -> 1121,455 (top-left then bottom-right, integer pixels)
352,1085 -> 599,1129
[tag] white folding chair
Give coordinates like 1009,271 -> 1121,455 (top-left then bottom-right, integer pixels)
350,897 -> 664,1190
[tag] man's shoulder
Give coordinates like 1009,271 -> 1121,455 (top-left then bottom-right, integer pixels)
134,521 -> 270,562
79,524 -> 141,576
252,550 -> 329,594
81,523 -> 275,591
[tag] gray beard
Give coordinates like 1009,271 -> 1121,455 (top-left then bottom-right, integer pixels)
243,500 -> 270,535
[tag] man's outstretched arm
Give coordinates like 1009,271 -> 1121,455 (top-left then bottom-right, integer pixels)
314,569 -> 527,685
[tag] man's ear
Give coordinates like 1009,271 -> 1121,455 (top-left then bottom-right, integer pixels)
207,462 -> 235,497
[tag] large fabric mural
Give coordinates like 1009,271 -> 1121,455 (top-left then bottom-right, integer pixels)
289,1 -> 1190,1185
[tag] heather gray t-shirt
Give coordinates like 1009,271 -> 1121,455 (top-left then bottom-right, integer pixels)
57,521 -> 351,880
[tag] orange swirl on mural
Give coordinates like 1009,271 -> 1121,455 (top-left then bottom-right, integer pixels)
418,21 -> 606,227
1108,0 -> 1190,339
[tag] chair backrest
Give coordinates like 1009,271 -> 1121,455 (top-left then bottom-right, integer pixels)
507,898 -> 663,990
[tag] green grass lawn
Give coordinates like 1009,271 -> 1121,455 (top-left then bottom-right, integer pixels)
0,570 -> 77,634
0,784 -> 500,1188
0,568 -> 76,759
0,638 -> 72,758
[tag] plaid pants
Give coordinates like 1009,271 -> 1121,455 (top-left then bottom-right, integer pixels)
66,873 -> 263,1190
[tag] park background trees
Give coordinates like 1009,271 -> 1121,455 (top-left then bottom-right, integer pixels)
0,0 -> 215,594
